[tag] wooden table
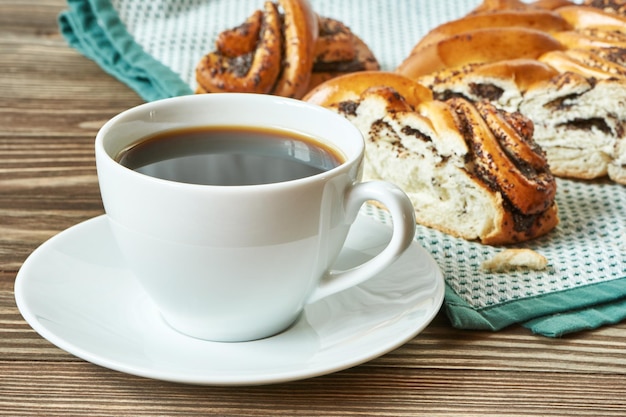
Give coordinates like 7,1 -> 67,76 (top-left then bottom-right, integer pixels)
2,1 -> 626,415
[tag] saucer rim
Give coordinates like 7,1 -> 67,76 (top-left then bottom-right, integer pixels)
14,214 -> 445,386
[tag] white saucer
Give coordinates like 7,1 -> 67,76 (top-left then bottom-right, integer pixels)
14,214 -> 444,386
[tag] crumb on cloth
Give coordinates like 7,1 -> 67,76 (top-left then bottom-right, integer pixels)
481,248 -> 548,273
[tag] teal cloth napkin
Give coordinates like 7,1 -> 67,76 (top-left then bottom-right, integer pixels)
58,0 -> 626,337
58,0 -> 193,101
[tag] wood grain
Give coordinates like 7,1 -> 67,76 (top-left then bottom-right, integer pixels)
2,1 -> 626,416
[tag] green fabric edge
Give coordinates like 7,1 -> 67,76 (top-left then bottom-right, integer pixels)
522,297 -> 626,337
58,0 -> 193,101
444,276 -> 626,337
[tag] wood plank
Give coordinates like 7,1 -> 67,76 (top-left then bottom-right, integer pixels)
4,289 -> 626,376
0,362 -> 624,416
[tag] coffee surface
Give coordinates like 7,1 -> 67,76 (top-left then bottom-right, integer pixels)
116,126 -> 344,186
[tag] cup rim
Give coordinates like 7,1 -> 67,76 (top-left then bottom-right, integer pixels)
95,93 -> 364,190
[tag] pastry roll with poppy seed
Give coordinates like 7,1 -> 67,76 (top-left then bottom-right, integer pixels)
305,72 -> 559,245
415,58 -> 626,183
397,2 -> 626,184
195,0 -> 378,99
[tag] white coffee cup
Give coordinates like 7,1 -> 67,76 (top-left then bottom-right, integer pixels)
95,93 -> 416,342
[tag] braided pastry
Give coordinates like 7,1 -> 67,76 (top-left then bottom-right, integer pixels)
304,72 -> 559,245
195,0 -> 378,99
396,0 -> 626,184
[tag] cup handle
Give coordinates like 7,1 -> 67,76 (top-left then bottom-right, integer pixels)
306,181 -> 416,304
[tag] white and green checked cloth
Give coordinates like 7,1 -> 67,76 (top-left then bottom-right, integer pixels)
58,0 -> 626,337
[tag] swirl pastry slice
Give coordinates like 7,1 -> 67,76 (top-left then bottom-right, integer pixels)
416,58 -> 626,183
195,0 -> 378,99
397,0 -> 626,184
304,72 -> 559,244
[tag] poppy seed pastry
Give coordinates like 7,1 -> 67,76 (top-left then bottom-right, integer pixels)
195,0 -> 378,99
415,58 -> 626,183
304,72 -> 559,244
397,1 -> 626,184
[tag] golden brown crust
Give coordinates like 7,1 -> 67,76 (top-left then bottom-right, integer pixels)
413,9 -> 571,52
396,28 -> 565,80
471,0 -> 574,13
303,71 -> 433,109
540,48 -> 626,79
531,0 -> 577,10
556,5 -> 626,29
271,0 -> 318,98
540,6 -> 626,80
553,27 -> 626,49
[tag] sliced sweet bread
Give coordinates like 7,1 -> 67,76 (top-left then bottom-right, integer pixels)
305,72 -> 559,245
415,58 -> 626,182
396,3 -> 626,184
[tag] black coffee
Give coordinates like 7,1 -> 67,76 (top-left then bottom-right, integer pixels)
115,126 -> 345,186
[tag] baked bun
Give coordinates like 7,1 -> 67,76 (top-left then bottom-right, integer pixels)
195,0 -> 378,99
397,0 -> 626,184
304,72 -> 559,245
